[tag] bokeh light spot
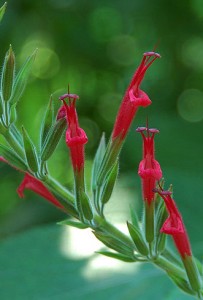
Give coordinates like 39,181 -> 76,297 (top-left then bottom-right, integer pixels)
107,35 -> 137,66
177,89 -> 203,122
89,7 -> 122,42
98,93 -> 122,124
80,118 -> 100,149
181,37 -> 203,72
32,48 -> 60,79
19,36 -> 60,79
191,0 -> 203,20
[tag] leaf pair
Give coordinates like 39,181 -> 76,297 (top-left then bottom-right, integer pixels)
92,134 -> 118,214
40,97 -> 66,162
0,45 -> 36,127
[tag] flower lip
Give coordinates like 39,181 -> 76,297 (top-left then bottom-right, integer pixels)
149,128 -> 159,134
136,126 -> 147,132
143,51 -> 161,58
153,188 -> 172,196
136,126 -> 159,134
59,93 -> 79,101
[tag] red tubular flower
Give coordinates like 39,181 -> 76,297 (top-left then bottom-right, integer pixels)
112,52 -> 160,141
154,189 -> 192,258
17,173 -> 63,208
136,126 -> 162,205
59,93 -> 88,173
0,157 -> 63,209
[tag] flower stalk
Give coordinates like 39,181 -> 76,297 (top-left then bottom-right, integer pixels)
59,93 -> 93,222
154,188 -> 202,295
97,52 -> 160,187
137,126 -> 162,250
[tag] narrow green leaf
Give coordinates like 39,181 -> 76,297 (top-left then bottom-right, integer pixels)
41,118 -> 66,161
0,120 -> 6,134
0,2 -> 7,22
10,49 -> 37,105
194,257 -> 203,276
183,255 -> 202,293
0,143 -> 27,171
130,206 -> 140,228
50,192 -> 78,218
0,101 -> 3,116
162,249 -> 182,267
97,251 -> 135,262
80,191 -> 93,221
155,198 -> 167,236
100,160 -> 118,205
155,198 -> 168,254
9,104 -> 17,124
40,95 -> 54,148
1,45 -> 15,102
156,232 -> 166,254
93,231 -> 133,256
127,222 -> 149,256
168,273 -> 195,295
22,126 -> 38,172
10,124 -> 23,146
91,133 -> 106,191
57,219 -> 88,229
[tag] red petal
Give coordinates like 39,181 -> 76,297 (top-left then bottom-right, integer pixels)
17,173 -> 63,209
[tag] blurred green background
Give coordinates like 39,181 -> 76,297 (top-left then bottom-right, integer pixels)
1,0 -> 203,299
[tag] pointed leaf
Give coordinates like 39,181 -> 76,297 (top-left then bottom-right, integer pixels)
0,2 -> 6,22
0,120 -> 6,134
10,124 -> 23,146
127,222 -> 149,256
156,232 -> 167,254
93,231 -> 133,257
162,249 -> 182,267
1,45 -> 15,102
130,206 -> 140,228
0,101 -> 3,116
154,199 -> 167,254
155,198 -> 167,236
57,219 -> 88,229
80,191 -> 93,221
40,95 -> 54,148
100,160 -> 118,205
48,191 -> 78,218
168,273 -> 195,295
0,144 -> 27,171
22,126 -> 38,172
10,49 -> 37,105
9,104 -> 17,124
97,251 -> 135,262
41,118 -> 66,161
91,133 -> 106,191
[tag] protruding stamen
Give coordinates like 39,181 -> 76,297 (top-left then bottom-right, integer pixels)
153,188 -> 172,196
136,126 -> 159,137
136,126 -> 147,132
59,93 -> 79,101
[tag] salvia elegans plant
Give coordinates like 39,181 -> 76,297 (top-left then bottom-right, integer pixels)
0,3 -> 203,298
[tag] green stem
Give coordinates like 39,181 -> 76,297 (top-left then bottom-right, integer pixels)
154,256 -> 186,279
145,201 -> 155,245
3,101 -> 9,127
97,137 -> 121,187
92,215 -> 135,251
45,176 -> 75,204
45,175 -> 78,218
3,129 -> 24,158
182,255 -> 202,295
